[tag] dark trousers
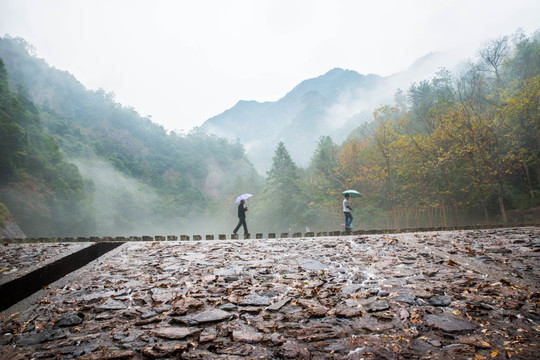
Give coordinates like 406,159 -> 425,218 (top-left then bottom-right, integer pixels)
233,217 -> 248,234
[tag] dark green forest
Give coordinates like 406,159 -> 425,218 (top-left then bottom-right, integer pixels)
0,31 -> 538,237
0,36 -> 260,237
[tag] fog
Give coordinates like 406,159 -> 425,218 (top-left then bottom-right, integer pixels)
323,50 -> 468,141
74,159 -> 237,237
1,0 -> 538,133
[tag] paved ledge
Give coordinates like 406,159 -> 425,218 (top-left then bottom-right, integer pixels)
2,223 -> 538,244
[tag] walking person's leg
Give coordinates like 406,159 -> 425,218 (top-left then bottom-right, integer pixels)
233,220 -> 242,234
345,212 -> 352,227
242,218 -> 249,234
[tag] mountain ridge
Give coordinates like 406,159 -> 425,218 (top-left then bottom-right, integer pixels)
201,51 -> 461,173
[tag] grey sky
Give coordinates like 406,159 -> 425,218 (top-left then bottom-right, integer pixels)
0,0 -> 538,132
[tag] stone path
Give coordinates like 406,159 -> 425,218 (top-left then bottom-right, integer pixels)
1,227 -> 539,359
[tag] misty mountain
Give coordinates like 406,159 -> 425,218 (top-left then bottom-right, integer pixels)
201,52 -> 465,173
0,36 -> 260,237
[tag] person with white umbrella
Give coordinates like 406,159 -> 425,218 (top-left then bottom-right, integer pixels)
232,194 -> 251,236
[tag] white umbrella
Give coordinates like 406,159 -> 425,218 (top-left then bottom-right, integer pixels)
234,193 -> 253,204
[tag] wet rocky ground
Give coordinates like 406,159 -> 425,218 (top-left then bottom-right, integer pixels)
1,227 -> 539,359
0,242 -> 92,284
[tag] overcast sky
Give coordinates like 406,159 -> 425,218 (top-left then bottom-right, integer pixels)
0,0 -> 538,132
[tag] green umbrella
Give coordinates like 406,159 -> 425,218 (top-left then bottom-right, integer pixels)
342,189 -> 362,198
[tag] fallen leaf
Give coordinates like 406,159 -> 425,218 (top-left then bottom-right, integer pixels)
480,341 -> 492,348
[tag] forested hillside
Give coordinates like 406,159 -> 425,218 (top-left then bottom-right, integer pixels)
0,58 -> 94,236
0,30 -> 538,237
249,31 -> 540,233
201,52 -> 462,173
202,69 -> 382,172
0,36 -> 260,237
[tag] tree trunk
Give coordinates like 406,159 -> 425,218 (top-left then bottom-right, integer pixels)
498,182 -> 508,223
453,203 -> 459,227
481,199 -> 490,223
405,209 -> 410,228
440,201 -> 447,227
524,165 -> 535,200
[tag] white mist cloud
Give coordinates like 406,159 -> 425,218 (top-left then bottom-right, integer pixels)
0,0 -> 538,133
72,158 -> 236,236
73,159 -> 162,236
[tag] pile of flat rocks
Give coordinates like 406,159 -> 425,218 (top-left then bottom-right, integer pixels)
1,227 -> 539,359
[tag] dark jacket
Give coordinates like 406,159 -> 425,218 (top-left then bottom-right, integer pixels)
237,203 -> 247,218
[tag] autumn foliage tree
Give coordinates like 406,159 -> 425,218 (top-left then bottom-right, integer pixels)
323,31 -> 539,229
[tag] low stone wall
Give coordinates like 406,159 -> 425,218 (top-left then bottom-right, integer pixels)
1,223 -> 537,244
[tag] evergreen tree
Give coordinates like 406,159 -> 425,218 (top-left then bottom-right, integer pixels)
253,142 -> 303,232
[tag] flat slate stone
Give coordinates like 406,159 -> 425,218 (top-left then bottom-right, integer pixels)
299,259 -> 327,271
56,313 -> 84,327
429,295 -> 452,307
341,284 -> 363,295
333,306 -> 364,318
152,327 -> 199,339
232,329 -> 264,343
266,297 -> 291,312
94,299 -> 126,312
240,294 -> 270,306
361,298 -> 390,312
391,293 -> 417,304
219,303 -> 237,312
426,314 -> 476,332
187,309 -> 233,324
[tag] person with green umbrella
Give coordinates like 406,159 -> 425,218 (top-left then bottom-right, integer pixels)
343,194 -> 353,230
342,190 -> 361,231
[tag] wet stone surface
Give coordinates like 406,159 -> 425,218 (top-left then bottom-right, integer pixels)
1,227 -> 539,359
0,242 -> 92,284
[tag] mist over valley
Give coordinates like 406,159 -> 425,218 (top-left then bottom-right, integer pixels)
0,29 -> 539,238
